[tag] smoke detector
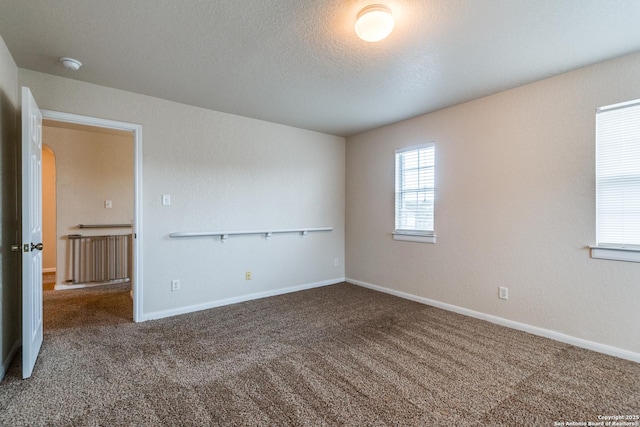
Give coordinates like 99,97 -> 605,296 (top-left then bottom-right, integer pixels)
60,57 -> 82,71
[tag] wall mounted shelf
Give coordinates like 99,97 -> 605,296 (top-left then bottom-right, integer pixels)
169,227 -> 333,242
78,224 -> 132,229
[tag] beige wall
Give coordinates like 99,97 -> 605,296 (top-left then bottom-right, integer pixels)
42,145 -> 56,272
0,35 -> 19,379
20,69 -> 346,318
346,52 -> 640,356
42,126 -> 134,286
2,33 -> 637,368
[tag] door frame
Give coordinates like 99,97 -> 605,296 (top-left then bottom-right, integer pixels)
41,110 -> 143,322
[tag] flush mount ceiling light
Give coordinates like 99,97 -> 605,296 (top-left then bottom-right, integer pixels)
60,57 -> 82,71
355,5 -> 394,42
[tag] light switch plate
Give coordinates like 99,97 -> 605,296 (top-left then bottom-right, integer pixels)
162,194 -> 171,206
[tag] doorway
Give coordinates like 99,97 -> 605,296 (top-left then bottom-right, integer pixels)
40,110 -> 143,322
42,121 -> 134,291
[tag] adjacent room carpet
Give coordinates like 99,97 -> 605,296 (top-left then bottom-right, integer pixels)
0,282 -> 638,426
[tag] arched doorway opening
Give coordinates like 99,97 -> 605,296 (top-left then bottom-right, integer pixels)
42,144 -> 57,290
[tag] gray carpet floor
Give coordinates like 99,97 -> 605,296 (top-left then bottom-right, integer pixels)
0,282 -> 638,426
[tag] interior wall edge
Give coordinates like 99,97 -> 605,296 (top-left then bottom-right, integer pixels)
0,33 -> 21,382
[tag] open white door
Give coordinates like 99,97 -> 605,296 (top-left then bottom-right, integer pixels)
21,86 -> 43,379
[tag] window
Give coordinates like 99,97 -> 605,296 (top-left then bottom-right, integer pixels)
592,99 -> 640,262
393,143 -> 436,243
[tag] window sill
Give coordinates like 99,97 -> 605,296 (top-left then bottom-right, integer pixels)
393,232 -> 436,244
590,246 -> 640,263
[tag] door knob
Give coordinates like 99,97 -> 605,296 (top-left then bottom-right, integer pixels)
31,242 -> 43,251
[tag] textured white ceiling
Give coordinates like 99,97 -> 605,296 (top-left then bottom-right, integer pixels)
1,0 -> 640,136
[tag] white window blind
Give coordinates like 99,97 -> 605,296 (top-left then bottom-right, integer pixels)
596,100 -> 640,248
395,143 -> 435,235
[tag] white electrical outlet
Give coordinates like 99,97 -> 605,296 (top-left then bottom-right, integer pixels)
245,271 -> 252,280
171,279 -> 181,291
499,287 -> 508,300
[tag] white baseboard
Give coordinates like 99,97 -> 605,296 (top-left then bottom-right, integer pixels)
54,279 -> 130,291
42,268 -> 56,273
347,278 -> 640,364
139,277 -> 346,322
1,339 -> 21,382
